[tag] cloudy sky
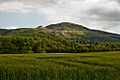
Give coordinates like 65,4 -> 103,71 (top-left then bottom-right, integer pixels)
0,0 -> 120,34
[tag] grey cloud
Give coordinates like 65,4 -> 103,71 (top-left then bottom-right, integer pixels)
86,7 -> 120,21
0,0 -> 58,5
111,0 -> 120,3
75,0 -> 120,31
0,0 -> 120,33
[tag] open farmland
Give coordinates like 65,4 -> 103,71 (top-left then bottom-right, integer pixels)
0,51 -> 120,80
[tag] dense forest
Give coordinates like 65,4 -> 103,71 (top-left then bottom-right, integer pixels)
0,36 -> 120,54
0,22 -> 120,54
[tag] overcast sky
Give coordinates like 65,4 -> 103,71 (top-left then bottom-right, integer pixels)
0,0 -> 120,34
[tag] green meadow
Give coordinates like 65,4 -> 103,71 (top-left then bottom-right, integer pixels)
0,51 -> 120,80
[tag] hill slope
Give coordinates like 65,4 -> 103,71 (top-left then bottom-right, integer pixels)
0,22 -> 120,42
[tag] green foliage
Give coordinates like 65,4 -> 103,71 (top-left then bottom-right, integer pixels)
0,35 -> 120,54
0,22 -> 120,42
0,36 -> 34,54
0,22 -> 120,54
0,52 -> 120,80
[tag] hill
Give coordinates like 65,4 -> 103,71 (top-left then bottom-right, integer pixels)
0,22 -> 120,54
0,22 -> 120,42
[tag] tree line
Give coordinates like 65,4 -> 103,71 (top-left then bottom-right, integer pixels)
0,36 -> 120,54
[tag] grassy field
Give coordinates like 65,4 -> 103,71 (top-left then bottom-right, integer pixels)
0,51 -> 120,80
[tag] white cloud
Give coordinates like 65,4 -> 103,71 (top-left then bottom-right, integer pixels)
38,0 -> 120,32
0,0 -> 120,33
6,26 -> 18,29
0,2 -> 37,13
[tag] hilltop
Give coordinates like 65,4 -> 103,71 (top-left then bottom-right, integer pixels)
0,22 -> 120,42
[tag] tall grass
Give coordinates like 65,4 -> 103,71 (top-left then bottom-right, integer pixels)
0,51 -> 120,80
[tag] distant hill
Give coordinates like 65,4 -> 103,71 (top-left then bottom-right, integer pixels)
0,22 -> 120,42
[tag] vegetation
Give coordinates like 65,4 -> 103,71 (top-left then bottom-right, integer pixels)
0,22 -> 120,42
0,22 -> 120,79
0,51 -> 119,80
0,22 -> 120,54
0,36 -> 120,54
